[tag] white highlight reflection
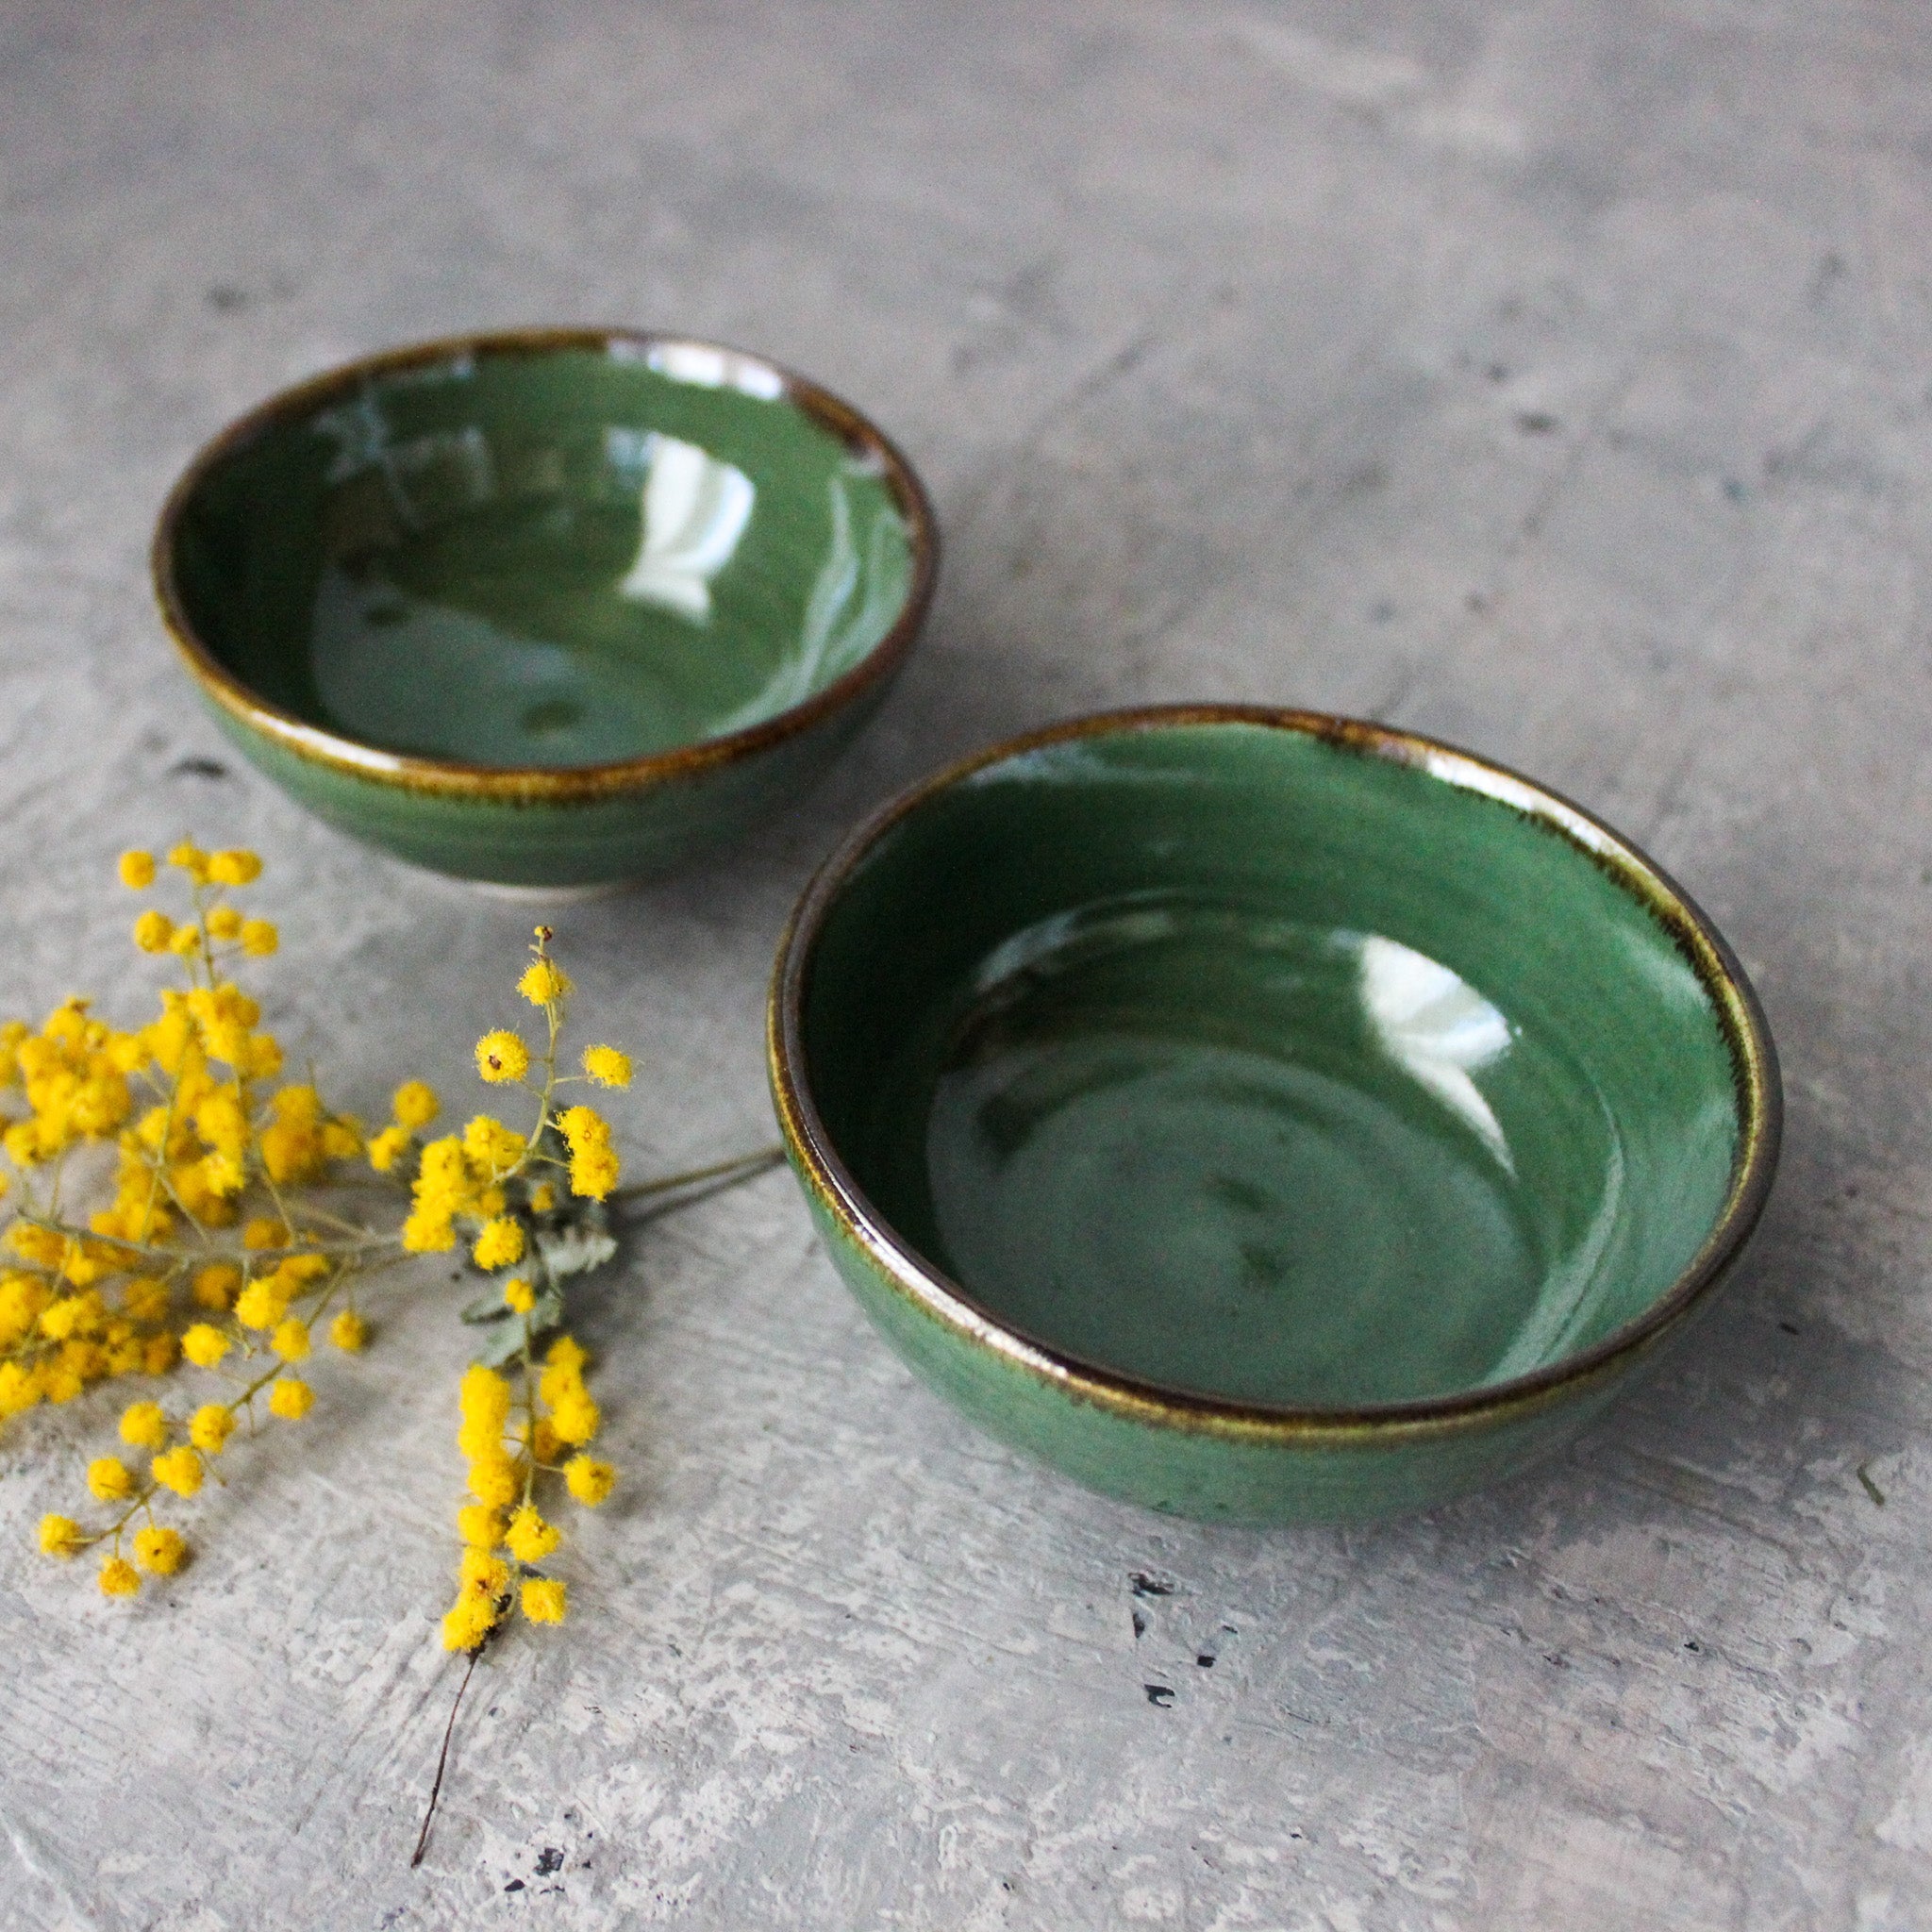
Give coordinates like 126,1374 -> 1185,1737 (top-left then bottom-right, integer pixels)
1359,935 -> 1513,1168
618,435 -> 755,622
642,341 -> 786,400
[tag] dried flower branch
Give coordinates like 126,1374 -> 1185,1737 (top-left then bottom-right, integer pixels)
0,842 -> 772,1641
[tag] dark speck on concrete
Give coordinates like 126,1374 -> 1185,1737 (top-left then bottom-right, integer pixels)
168,755 -> 231,780
1196,1653 -> 1215,1668
1724,477 -> 1747,502
1129,1572 -> 1174,1598
1131,1607 -> 1148,1639
1144,1684 -> 1175,1707
1516,411 -> 1559,434
505,1878 -> 525,1892
536,1848 -> 563,1875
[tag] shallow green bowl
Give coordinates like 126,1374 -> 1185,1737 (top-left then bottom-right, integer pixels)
769,707 -> 1780,1523
154,329 -> 937,887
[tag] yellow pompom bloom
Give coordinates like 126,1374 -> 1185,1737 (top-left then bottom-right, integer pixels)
7,1223 -> 67,1266
441,1591 -> 499,1652
121,1275 -> 171,1324
475,1030 -> 529,1084
119,1400 -> 169,1450
366,1124 -> 410,1173
392,1079 -> 439,1129
569,1145 -> 621,1200
558,1104 -> 608,1148
118,849 -> 157,889
39,1513 -> 86,1559
504,1504 -> 560,1563
271,1317 -> 310,1361
558,1105 -> 619,1198
233,1276 -> 288,1332
268,1376 -> 313,1422
42,1362 -> 84,1404
192,1261 -> 242,1310
467,1455 -> 522,1509
472,1216 -> 525,1272
167,841 -> 209,882
242,1031 -> 283,1078
240,918 -> 278,956
328,1308 -> 368,1352
582,1045 -> 632,1089
208,848 -> 262,886
459,1545 -> 510,1594
168,922 -> 204,958
458,1363 -> 512,1428
503,1276 -> 536,1315
38,1295 -> 88,1342
151,1445 -> 203,1496
133,909 -> 175,954
98,1555 -> 142,1598
242,1217 -> 289,1251
517,959 -> 572,1008
143,1333 -> 177,1374
206,905 -> 244,941
87,1457 -> 136,1503
522,1576 -> 568,1624
463,1113 -> 527,1175
458,1504 -> 504,1549
180,1323 -> 230,1369
551,1390 -> 601,1446
189,1404 -> 235,1455
564,1455 -> 617,1506
402,1206 -> 458,1254
0,1362 -> 41,1417
133,1524 -> 188,1574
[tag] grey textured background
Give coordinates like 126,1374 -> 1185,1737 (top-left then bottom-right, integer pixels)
2,2 -> 1928,1925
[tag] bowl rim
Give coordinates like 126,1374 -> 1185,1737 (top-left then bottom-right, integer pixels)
151,325 -> 940,803
769,704 -> 1783,1442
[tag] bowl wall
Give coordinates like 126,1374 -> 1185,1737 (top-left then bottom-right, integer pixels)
170,341 -> 916,768
772,710 -> 1779,1520
155,332 -> 935,885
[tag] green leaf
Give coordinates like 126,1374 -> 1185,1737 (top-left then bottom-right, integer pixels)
459,1290 -> 513,1325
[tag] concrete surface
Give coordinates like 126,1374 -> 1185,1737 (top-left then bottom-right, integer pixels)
2,2 -> 1930,1925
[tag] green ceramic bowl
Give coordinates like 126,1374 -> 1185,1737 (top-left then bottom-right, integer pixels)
154,329 -> 937,887
769,707 -> 1780,1523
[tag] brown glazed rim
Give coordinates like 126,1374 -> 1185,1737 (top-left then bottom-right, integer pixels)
770,705 -> 1784,1445
151,326 -> 940,803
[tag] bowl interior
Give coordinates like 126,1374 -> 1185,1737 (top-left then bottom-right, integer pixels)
166,339 -> 919,770
797,721 -> 1751,1410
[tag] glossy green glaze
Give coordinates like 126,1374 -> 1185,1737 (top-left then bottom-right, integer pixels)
770,708 -> 1780,1523
155,331 -> 936,886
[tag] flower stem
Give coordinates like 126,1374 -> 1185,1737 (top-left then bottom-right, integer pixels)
609,1145 -> 784,1208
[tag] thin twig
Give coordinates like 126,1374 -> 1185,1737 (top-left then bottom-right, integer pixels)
411,1639 -> 489,1868
609,1145 -> 785,1210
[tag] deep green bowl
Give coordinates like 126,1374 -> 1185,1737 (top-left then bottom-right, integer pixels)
769,707 -> 1780,1523
154,329 -> 937,887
